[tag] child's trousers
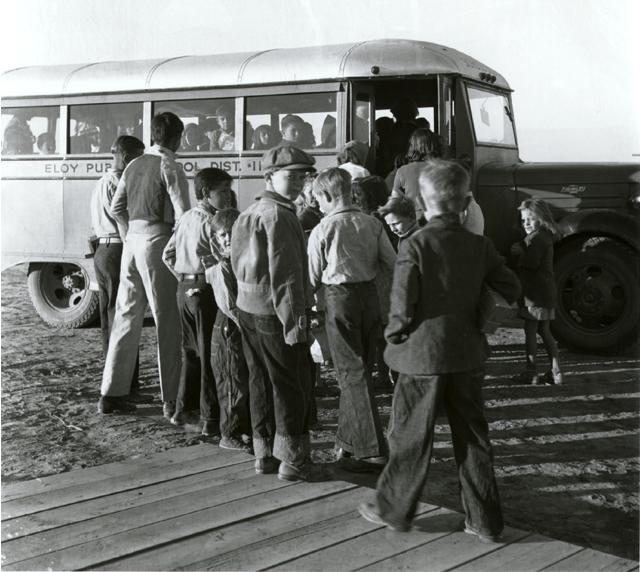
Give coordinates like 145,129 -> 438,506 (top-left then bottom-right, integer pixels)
238,310 -> 309,466
175,276 -> 218,421
375,370 -> 503,537
210,312 -> 250,438
324,281 -> 387,458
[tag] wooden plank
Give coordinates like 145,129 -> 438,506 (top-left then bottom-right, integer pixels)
454,533 -> 582,572
1,443 -> 219,501
2,470 -> 285,566
106,484 -> 368,571
2,461 -> 252,541
267,507 -> 460,572
2,448 -> 251,519
4,479 -> 355,571
542,547 -> 639,572
231,504 -> 445,572
359,528 -> 560,571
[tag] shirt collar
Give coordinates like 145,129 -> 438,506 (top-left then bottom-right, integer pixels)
326,204 -> 361,218
196,199 -> 218,217
148,144 -> 176,160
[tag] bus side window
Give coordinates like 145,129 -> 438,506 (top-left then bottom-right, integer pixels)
69,102 -> 143,154
154,99 -> 237,153
1,106 -> 60,156
244,92 -> 337,151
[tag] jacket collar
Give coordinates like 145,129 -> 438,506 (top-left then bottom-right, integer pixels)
257,190 -> 297,212
425,213 -> 463,229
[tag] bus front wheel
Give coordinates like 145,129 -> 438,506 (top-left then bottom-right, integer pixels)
27,262 -> 100,328
552,238 -> 640,352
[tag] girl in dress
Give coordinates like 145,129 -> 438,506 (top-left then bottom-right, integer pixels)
511,198 -> 564,385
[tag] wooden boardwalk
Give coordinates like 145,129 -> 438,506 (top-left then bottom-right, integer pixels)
1,443 -> 637,571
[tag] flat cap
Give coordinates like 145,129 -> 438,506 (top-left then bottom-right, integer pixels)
262,144 -> 316,174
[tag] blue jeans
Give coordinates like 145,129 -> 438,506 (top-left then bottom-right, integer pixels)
238,310 -> 309,465
324,281 -> 387,458
376,370 -> 503,537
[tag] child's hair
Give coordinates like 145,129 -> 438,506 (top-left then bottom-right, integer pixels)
377,195 -> 416,220
36,132 -> 56,152
194,167 -> 233,200
352,175 -> 389,213
252,124 -> 275,149
406,128 -> 435,163
313,167 -> 352,201
112,135 -> 145,165
518,199 -> 560,237
418,159 -> 470,214
281,114 -> 304,131
151,112 -> 184,146
338,140 -> 368,167
212,208 -> 240,233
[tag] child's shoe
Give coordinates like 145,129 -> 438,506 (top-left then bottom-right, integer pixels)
543,370 -> 564,385
513,371 -> 539,385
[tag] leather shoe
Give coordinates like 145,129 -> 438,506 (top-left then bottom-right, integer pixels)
340,456 -> 387,473
277,461 -> 309,482
358,501 -> 410,532
163,401 -> 176,419
255,456 -> 279,475
201,420 -> 221,436
220,435 -> 252,452
462,520 -> 502,543
98,396 -> 136,414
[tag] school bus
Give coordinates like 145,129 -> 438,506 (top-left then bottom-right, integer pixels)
2,39 -> 639,350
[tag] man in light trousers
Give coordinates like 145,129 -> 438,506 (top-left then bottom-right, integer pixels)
98,112 -> 189,416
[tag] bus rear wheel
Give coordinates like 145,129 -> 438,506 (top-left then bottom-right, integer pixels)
552,238 -> 640,352
27,262 -> 99,328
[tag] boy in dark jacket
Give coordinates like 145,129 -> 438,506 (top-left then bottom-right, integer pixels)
231,144 -> 317,482
359,159 -> 521,541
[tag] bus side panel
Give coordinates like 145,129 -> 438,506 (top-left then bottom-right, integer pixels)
1,179 -> 65,264
63,179 -> 97,257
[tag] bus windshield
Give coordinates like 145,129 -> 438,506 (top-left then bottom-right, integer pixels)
466,85 -> 516,147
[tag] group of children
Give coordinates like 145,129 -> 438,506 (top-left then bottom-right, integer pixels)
91,111 -> 564,539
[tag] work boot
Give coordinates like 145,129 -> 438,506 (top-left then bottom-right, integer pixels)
255,456 -> 280,475
98,395 -> 136,414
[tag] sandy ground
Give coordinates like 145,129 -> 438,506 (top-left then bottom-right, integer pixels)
1,265 -> 638,560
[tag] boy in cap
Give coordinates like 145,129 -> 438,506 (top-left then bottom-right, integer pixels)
90,135 -> 149,403
162,168 -> 234,435
308,167 -> 396,471
208,208 -> 252,452
359,159 -> 520,540
231,144 -> 317,481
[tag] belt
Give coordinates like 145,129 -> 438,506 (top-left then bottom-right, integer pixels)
180,273 -> 205,281
98,237 -> 122,244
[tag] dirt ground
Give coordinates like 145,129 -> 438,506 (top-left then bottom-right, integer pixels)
1,265 -> 638,561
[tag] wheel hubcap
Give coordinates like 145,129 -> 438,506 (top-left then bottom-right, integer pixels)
562,263 -> 625,331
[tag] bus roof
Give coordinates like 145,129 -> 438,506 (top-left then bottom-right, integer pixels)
1,39 -> 510,99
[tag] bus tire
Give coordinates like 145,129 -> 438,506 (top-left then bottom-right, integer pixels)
27,262 -> 99,329
552,238 -> 640,353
